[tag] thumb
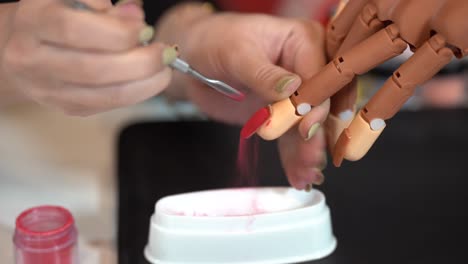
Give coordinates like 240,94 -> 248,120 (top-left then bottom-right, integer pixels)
108,0 -> 145,20
230,54 -> 302,102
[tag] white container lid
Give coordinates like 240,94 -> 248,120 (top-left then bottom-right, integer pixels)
145,187 -> 336,264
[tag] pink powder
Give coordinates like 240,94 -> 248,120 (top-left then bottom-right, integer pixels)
163,189 -> 266,217
249,193 -> 264,214
234,136 -> 260,187
164,134 -> 263,217
192,212 -> 210,217
219,191 -> 266,217
163,209 -> 186,216
164,133 -> 267,219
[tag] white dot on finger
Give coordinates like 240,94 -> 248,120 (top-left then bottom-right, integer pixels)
370,118 -> 386,131
296,103 -> 312,116
338,109 -> 354,121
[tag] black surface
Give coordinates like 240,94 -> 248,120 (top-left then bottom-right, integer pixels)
117,109 -> 468,264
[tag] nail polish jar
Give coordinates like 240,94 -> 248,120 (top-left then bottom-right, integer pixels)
13,205 -> 79,264
145,187 -> 336,264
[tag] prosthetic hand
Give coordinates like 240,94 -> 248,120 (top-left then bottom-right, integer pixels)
242,0 -> 466,166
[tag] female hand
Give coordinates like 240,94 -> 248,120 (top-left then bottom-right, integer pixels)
157,4 -> 329,190
0,0 -> 178,115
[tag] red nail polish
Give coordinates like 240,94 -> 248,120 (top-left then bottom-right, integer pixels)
241,107 -> 271,139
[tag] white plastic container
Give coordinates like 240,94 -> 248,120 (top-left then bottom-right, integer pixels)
145,187 -> 336,264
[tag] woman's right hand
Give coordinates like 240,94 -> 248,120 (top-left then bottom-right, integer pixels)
0,0 -> 178,115
156,4 -> 329,190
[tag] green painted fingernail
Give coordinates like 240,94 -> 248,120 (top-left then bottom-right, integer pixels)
305,184 -> 312,192
64,0 -> 92,10
162,46 -> 178,65
116,0 -> 128,5
275,76 -> 298,93
139,25 -> 154,45
116,0 -> 142,6
202,2 -> 215,12
305,123 -> 320,141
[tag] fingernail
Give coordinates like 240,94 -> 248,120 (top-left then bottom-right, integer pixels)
114,4 -> 144,19
202,2 -> 215,12
162,46 -> 179,65
139,25 -> 154,45
318,153 -> 328,171
305,123 -> 320,141
275,76 -> 300,94
65,0 -> 93,11
116,0 -> 143,6
304,184 -> 312,192
313,169 -> 325,185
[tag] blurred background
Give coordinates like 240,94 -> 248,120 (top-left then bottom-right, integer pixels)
0,0 -> 467,263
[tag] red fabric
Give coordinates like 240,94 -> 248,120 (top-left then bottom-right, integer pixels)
218,0 -> 340,26
313,0 -> 340,26
217,0 -> 280,13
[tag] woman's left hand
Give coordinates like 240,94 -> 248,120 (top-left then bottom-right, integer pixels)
157,3 -> 329,190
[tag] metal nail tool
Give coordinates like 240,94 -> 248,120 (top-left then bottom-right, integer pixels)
170,58 -> 245,101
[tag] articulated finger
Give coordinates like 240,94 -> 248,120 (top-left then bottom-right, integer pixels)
326,0 -> 369,58
328,2 -> 386,148
291,24 -> 408,114
333,34 -> 454,166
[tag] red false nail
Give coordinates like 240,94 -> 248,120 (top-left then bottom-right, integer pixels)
241,107 -> 271,139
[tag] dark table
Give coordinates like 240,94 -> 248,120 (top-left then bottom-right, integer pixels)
117,109 -> 468,264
